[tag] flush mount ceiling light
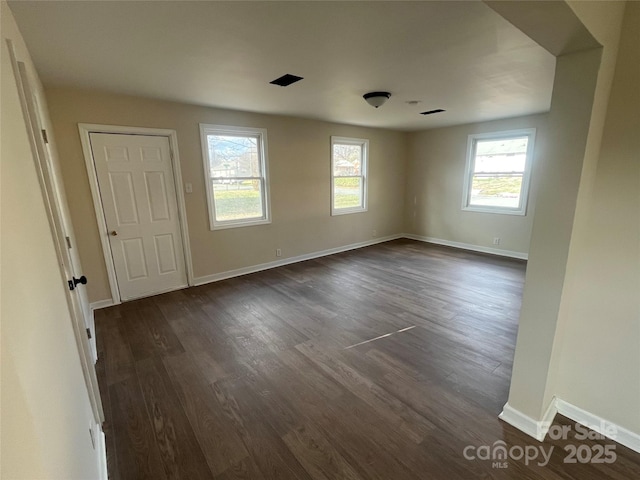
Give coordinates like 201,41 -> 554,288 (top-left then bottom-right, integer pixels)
363,91 -> 391,108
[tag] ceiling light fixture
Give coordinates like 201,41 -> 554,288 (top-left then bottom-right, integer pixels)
363,91 -> 391,108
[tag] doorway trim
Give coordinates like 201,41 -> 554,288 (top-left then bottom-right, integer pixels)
78,124 -> 194,304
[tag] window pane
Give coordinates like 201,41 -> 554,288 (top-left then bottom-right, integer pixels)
474,137 -> 528,173
208,134 -> 260,179
470,174 -> 523,208
333,144 -> 362,176
212,179 -> 263,221
333,177 -> 362,209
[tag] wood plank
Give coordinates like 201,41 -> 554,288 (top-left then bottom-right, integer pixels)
214,456 -> 265,480
135,358 -> 212,480
295,340 -> 435,443
163,352 -> 249,476
282,423 -> 363,480
213,375 -> 313,480
100,314 -> 136,386
119,305 -> 184,362
109,379 -> 168,480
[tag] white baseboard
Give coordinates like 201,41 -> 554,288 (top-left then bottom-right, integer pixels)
556,399 -> 640,453
500,398 -> 640,453
499,399 -> 557,442
193,234 -> 403,286
404,233 -> 528,260
90,299 -> 114,311
91,233 -> 525,304
97,425 -> 108,480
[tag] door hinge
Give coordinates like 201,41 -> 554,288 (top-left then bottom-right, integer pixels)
86,328 -> 92,340
41,129 -> 49,144
89,426 -> 96,449
65,236 -> 72,249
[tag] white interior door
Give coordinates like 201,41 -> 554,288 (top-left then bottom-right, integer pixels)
8,44 -> 103,425
24,79 -> 98,361
90,133 -> 188,301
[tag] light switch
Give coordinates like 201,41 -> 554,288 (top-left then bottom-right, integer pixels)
185,182 -> 193,193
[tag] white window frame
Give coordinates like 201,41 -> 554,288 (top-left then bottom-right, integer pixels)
462,128 -> 536,216
200,124 -> 271,230
331,136 -> 369,216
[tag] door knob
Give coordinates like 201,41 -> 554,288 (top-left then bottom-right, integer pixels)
68,275 -> 88,291
110,230 -> 118,236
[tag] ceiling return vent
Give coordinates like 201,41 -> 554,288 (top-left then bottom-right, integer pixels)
269,74 -> 304,87
420,109 -> 446,115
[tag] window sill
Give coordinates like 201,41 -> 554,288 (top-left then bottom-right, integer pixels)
331,207 -> 368,216
211,218 -> 271,231
462,205 -> 526,216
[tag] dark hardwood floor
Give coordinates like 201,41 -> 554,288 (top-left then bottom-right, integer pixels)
95,239 -> 640,479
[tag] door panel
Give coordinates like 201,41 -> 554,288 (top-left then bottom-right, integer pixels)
90,133 -> 187,301
144,171 -> 170,221
154,234 -> 178,274
109,172 -> 139,225
122,238 -> 148,280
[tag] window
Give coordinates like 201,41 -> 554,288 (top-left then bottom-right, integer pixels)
331,136 -> 368,215
200,124 -> 270,229
462,129 -> 536,215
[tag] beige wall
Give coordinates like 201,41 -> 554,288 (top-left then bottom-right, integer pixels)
405,113 -> 548,256
1,2 -> 103,478
555,1 -> 640,434
45,88 -> 407,303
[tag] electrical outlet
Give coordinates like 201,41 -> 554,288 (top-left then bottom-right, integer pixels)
372,229 -> 377,237
276,248 -> 282,257
185,182 -> 193,193
493,237 -> 501,246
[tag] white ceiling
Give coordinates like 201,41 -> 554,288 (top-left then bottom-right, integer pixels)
9,1 -> 556,131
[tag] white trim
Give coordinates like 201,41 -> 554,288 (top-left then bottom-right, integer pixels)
556,399 -> 640,453
499,400 -> 558,442
193,234 -> 402,286
461,128 -> 536,216
120,283 -> 189,303
78,126 -> 120,303
97,424 -> 108,480
331,136 -> 368,216
500,398 -> 640,453
90,299 -> 115,311
78,124 -> 194,305
199,124 -> 271,230
404,234 -> 528,260
193,233 -> 526,287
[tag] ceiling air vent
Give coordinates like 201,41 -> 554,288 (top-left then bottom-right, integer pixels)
269,74 -> 304,87
420,109 -> 446,115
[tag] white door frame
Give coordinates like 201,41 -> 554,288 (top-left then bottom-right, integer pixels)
78,124 -> 194,305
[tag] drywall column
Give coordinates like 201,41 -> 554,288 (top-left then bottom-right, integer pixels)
504,47 -> 602,421
554,2 -> 640,435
